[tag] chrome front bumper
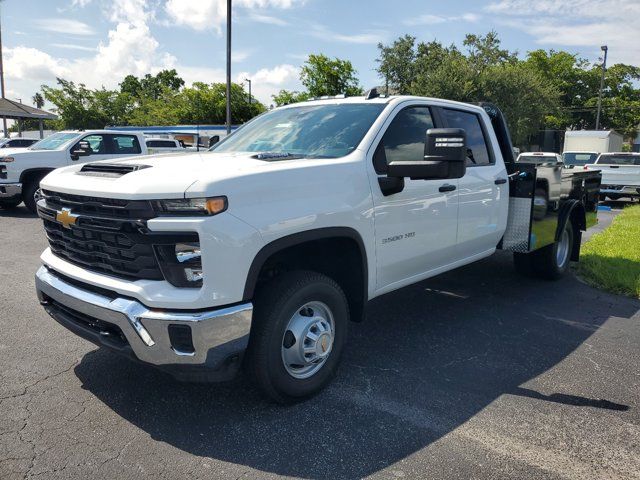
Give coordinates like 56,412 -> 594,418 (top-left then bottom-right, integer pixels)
0,182 -> 21,198
35,266 -> 253,380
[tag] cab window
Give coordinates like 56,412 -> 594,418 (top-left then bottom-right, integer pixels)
110,135 -> 142,154
374,106 -> 434,174
79,135 -> 107,155
442,109 -> 492,166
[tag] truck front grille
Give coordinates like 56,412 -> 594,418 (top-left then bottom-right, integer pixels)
37,191 -> 198,282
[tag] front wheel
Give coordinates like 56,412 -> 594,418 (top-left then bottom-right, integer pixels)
246,271 -> 349,404
22,179 -> 42,214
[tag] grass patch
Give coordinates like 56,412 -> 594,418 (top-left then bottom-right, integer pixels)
578,205 -> 640,298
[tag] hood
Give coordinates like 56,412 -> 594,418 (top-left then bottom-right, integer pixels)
0,147 -> 39,158
40,152 -> 272,199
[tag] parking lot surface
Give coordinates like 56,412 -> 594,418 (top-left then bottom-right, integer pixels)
1,205 -> 639,480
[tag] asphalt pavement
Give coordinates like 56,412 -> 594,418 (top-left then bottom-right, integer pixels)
1,203 -> 639,480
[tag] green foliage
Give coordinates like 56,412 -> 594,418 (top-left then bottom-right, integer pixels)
300,54 -> 363,97
271,89 -> 309,107
40,71 -> 265,129
376,32 -> 640,146
579,205 -> 640,298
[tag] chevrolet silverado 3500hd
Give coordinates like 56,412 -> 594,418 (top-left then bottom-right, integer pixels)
34,95 -> 601,403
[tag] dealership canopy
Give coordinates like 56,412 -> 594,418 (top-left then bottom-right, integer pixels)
0,98 -> 57,138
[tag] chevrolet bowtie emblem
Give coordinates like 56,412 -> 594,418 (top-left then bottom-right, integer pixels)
55,208 -> 79,229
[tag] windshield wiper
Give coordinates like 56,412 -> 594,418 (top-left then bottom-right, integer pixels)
253,152 -> 296,160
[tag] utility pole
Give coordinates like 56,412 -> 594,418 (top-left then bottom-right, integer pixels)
595,45 -> 608,130
245,78 -> 252,110
225,0 -> 232,135
0,3 -> 7,138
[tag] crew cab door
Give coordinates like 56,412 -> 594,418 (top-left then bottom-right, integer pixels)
367,103 -> 459,293
440,107 -> 508,258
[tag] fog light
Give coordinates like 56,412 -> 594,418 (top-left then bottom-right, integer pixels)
155,242 -> 204,288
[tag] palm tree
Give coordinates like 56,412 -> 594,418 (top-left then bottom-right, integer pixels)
32,92 -> 44,109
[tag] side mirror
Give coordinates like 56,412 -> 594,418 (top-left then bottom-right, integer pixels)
70,140 -> 91,160
387,128 -> 467,180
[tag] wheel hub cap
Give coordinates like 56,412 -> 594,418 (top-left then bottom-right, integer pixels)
281,301 -> 335,379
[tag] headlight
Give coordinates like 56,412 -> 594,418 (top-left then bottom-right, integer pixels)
152,197 -> 227,216
0,156 -> 14,163
155,242 -> 204,288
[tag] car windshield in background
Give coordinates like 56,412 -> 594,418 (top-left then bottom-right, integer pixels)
29,132 -> 79,151
563,153 -> 599,166
518,155 -> 557,163
597,155 -> 640,166
212,103 -> 386,159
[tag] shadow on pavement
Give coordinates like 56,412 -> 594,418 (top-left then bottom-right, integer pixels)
0,205 -> 36,218
74,252 -> 639,479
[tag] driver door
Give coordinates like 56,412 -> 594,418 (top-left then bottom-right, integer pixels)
367,104 -> 460,293
68,134 -> 111,164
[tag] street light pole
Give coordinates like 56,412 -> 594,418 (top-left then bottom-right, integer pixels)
595,45 -> 608,130
225,0 -> 232,135
245,78 -> 252,110
0,3 -> 7,138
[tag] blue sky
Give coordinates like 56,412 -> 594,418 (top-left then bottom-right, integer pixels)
2,0 -> 639,108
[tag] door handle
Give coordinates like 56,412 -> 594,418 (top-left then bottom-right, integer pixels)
439,184 -> 457,193
495,178 -> 508,185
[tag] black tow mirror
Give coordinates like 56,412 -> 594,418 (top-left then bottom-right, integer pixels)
70,140 -> 91,160
387,128 -> 467,180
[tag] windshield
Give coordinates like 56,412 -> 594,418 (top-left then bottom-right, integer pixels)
563,152 -> 598,166
518,155 -> 558,163
29,132 -> 79,151
212,103 -> 386,159
596,154 -> 640,166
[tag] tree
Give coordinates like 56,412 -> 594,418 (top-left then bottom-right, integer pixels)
272,89 -> 309,106
300,54 -> 363,97
32,92 -> 44,109
463,31 -> 517,71
376,35 -> 417,94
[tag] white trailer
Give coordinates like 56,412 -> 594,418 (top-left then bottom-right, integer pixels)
563,130 -> 623,154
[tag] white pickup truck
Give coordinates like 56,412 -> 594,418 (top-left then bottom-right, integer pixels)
586,152 -> 640,201
34,95 -> 601,403
0,130 -> 148,212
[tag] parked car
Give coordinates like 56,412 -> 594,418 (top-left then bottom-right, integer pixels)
563,151 -> 599,168
34,95 -> 601,403
145,138 -> 187,154
585,152 -> 640,201
0,130 -> 148,212
516,152 -> 563,165
0,138 -> 38,149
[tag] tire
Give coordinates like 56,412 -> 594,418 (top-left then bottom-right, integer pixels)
22,178 -> 43,214
0,198 -> 21,210
245,271 -> 349,404
532,221 -> 574,280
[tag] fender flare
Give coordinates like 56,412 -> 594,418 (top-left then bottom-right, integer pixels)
556,199 -> 586,241
19,168 -> 54,185
242,227 -> 369,303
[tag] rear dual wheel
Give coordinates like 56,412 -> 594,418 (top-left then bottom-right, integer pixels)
514,221 -> 574,280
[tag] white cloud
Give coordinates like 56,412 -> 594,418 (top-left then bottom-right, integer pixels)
33,18 -> 95,36
248,12 -> 288,26
404,12 -> 480,26
486,0 -> 640,64
4,47 -> 70,81
310,25 -> 387,45
236,64 -> 301,104
165,0 -> 303,33
51,43 -> 97,52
